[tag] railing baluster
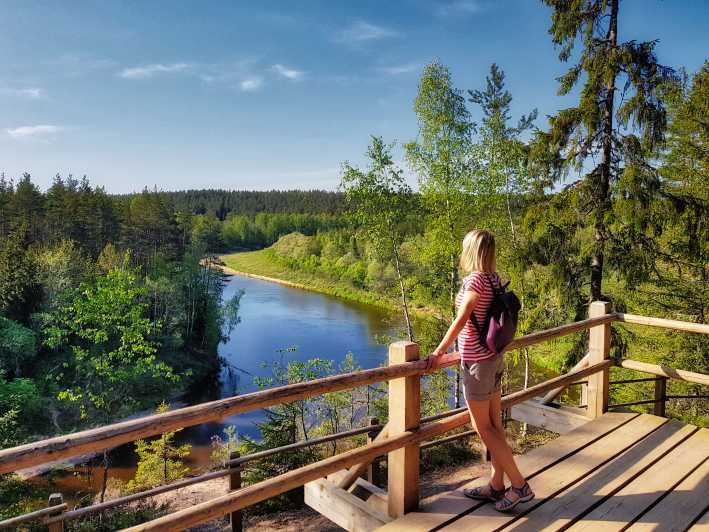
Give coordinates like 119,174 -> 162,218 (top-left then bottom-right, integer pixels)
387,341 -> 420,518
653,377 -> 667,417
587,301 -> 612,419
46,493 -> 65,532
229,451 -> 242,532
366,417 -> 382,487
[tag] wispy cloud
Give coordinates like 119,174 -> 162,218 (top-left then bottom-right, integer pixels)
271,64 -> 305,81
118,62 -> 191,79
435,0 -> 483,17
6,124 -> 64,140
1,87 -> 46,99
378,63 -> 420,75
240,77 -> 263,92
336,21 -> 399,44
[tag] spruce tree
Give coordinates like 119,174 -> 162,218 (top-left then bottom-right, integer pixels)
533,0 -> 675,301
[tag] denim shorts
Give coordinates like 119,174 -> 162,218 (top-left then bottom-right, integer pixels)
461,354 -> 504,402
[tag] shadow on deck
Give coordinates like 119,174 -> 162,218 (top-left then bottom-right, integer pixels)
377,412 -> 709,532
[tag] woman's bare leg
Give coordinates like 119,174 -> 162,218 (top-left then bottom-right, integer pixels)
488,391 -> 506,489
467,396 -> 525,488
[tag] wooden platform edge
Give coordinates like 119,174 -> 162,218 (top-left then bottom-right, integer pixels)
511,399 -> 589,434
305,478 -> 392,532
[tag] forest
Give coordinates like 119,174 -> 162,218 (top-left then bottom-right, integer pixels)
1,0 -> 707,528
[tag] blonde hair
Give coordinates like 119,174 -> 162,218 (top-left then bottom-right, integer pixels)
460,230 -> 496,273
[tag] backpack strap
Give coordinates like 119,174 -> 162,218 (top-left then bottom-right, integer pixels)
469,272 -> 496,336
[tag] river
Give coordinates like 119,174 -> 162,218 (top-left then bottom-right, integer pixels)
38,272 -> 555,500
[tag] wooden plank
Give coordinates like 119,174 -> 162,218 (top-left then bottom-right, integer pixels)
349,478 -> 389,516
375,412 -> 639,532
616,313 -> 709,335
624,439 -> 709,532
567,427 -> 709,532
619,359 -> 709,386
689,509 -> 709,531
441,414 -> 668,531
506,420 -> 697,531
305,478 -> 392,531
510,400 -> 589,434
338,425 -> 390,489
0,503 -> 67,529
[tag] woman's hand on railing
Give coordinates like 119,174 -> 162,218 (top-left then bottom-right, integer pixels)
425,353 -> 443,371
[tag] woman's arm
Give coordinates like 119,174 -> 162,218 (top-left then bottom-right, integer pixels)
426,289 -> 480,370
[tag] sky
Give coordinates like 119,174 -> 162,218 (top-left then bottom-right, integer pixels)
1,0 -> 707,194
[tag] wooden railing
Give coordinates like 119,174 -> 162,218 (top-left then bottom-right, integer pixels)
1,302 -> 707,531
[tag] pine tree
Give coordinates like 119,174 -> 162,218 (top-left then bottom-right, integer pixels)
533,0 -> 675,301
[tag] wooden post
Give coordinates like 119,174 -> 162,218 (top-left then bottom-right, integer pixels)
586,301 -> 611,419
654,377 -> 667,417
229,451 -> 242,532
366,417 -> 381,487
387,341 -> 420,518
47,493 -> 65,532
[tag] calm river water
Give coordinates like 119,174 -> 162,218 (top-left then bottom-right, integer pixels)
181,273 -> 403,444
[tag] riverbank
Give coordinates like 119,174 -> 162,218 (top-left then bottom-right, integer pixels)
220,250 -> 442,320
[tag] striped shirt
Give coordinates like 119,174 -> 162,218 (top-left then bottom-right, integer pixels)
455,271 -> 500,362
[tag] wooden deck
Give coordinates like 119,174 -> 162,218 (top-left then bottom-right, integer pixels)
377,412 -> 709,532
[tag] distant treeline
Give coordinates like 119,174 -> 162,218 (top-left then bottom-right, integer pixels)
136,189 -> 345,218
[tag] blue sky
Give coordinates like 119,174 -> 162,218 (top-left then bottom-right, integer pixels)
1,1 -> 707,193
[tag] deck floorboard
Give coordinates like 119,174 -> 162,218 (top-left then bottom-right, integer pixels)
375,414 -> 708,532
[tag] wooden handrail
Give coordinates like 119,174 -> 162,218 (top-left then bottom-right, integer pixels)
616,313 -> 709,335
0,352 -> 460,476
0,314 -> 618,476
618,359 -> 709,386
0,503 -> 67,529
122,359 -> 613,531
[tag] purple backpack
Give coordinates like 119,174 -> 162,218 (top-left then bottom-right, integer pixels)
470,273 -> 521,355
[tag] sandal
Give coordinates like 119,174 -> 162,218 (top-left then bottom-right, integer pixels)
494,482 -> 534,512
463,483 -> 505,502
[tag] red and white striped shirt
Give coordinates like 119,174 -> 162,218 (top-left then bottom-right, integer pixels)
455,271 -> 499,362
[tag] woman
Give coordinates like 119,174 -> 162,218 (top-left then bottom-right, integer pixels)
426,229 -> 534,512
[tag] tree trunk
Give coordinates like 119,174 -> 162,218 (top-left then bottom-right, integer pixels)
591,0 -> 618,302
392,242 -> 414,342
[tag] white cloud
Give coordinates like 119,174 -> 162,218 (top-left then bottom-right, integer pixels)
337,21 -> 399,43
118,63 -> 190,79
240,77 -> 263,92
379,63 -> 419,75
1,87 -> 46,99
6,124 -> 64,140
271,64 -> 305,81
435,0 -> 483,17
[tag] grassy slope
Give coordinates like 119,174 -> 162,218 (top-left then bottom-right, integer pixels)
220,250 -> 404,314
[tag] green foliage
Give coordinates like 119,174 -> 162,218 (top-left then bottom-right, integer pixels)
406,60 -> 474,313
0,318 -> 37,377
534,0 -> 676,301
191,214 -> 223,251
126,403 -> 192,492
0,373 -> 42,446
341,136 -> 416,339
45,262 -> 179,423
0,226 -> 41,322
121,189 -> 182,268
